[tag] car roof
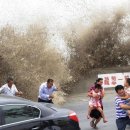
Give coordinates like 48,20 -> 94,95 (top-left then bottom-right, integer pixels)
0,95 -> 57,117
0,94 -> 40,106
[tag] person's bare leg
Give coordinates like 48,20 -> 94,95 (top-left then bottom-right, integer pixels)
97,107 -> 107,123
87,106 -> 90,119
87,106 -> 93,119
94,117 -> 101,128
90,118 -> 96,127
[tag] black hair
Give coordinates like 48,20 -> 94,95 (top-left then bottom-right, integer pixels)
95,84 -> 102,89
95,78 -> 103,84
7,77 -> 14,83
126,78 -> 130,86
47,79 -> 54,83
115,85 -> 124,93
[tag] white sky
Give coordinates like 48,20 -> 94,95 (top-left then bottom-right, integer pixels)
0,0 -> 129,27
0,0 -> 129,52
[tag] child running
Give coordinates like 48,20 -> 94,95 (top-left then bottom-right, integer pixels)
87,84 -> 107,123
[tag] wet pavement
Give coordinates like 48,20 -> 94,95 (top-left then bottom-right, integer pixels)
62,89 -> 130,130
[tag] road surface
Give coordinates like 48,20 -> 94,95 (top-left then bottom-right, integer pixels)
62,89 -> 130,130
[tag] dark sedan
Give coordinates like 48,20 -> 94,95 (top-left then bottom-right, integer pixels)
0,95 -> 80,130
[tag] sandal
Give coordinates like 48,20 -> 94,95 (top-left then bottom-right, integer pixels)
93,124 -> 97,129
90,120 -> 94,127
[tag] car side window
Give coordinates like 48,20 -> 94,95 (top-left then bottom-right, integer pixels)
32,107 -> 40,118
2,105 -> 40,125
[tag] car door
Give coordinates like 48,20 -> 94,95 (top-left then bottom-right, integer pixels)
40,106 -> 62,130
0,104 -> 47,130
0,119 -> 42,130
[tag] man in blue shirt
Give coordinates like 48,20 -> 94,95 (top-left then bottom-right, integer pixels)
38,79 -> 57,103
115,85 -> 130,130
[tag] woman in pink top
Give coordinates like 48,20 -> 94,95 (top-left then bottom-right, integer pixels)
87,84 -> 107,123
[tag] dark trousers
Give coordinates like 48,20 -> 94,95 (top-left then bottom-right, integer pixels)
116,116 -> 130,130
38,98 -> 53,103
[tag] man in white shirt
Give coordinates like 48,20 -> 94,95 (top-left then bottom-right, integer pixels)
0,77 -> 23,96
38,79 -> 57,103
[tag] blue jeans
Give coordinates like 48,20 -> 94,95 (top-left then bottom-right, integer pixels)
116,116 -> 130,130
